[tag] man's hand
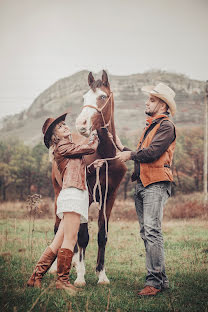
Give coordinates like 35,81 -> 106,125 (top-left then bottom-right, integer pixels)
116,151 -> 132,162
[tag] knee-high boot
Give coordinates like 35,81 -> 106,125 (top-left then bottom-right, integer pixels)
27,246 -> 56,288
56,248 -> 81,293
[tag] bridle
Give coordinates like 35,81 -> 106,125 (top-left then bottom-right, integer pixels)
82,91 -> 113,129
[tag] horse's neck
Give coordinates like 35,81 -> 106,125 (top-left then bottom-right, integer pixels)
97,119 -> 116,158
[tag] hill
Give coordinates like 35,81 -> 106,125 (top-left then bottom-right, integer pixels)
0,70 -> 205,145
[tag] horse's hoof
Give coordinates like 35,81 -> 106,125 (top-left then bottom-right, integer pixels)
97,280 -> 110,285
74,280 -> 86,287
96,269 -> 110,285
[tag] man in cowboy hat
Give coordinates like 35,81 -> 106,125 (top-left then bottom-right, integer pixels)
116,83 -> 176,296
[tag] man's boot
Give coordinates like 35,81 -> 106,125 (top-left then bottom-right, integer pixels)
27,246 -> 56,288
56,248 -> 81,294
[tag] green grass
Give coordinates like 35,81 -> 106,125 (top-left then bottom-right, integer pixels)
0,215 -> 208,311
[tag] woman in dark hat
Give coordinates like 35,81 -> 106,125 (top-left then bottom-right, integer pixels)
27,112 -> 98,293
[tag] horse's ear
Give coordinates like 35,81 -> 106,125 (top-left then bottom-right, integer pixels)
88,72 -> 95,87
102,70 -> 109,88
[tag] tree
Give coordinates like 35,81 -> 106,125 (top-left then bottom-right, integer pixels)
173,127 -> 203,193
10,143 -> 36,199
0,141 -> 16,200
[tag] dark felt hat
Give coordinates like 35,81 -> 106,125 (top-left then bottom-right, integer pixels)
42,112 -> 68,148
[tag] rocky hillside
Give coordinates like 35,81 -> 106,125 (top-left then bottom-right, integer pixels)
1,70 -> 205,145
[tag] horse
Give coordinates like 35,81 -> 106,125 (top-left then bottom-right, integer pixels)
51,70 -> 127,285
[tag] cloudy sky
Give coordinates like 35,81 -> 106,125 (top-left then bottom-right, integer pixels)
0,0 -> 207,119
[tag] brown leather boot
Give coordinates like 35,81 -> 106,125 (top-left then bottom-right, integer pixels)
138,285 -> 161,296
27,246 -> 56,288
56,248 -> 81,293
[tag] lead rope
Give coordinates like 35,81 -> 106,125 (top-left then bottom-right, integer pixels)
87,156 -> 117,238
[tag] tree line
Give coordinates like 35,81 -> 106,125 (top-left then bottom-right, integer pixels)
0,140 -> 53,201
0,126 -> 204,201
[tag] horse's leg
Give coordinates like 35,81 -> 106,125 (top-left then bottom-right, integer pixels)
73,223 -> 89,286
96,192 -> 116,284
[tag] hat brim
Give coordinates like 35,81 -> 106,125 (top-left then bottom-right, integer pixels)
44,113 -> 68,148
141,85 -> 176,116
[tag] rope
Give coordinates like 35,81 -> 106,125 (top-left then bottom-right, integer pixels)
87,156 -> 117,238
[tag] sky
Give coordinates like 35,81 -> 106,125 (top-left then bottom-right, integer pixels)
0,0 -> 207,119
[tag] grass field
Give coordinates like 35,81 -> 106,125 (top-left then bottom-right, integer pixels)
0,200 -> 208,312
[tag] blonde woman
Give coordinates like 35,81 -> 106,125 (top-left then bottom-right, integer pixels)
27,112 -> 98,292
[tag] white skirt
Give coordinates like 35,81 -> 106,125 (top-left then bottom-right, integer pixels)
56,187 -> 89,223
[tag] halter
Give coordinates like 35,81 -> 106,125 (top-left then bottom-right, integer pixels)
82,92 -> 113,129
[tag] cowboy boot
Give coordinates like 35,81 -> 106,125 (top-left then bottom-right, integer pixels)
56,248 -> 81,293
27,246 -> 56,288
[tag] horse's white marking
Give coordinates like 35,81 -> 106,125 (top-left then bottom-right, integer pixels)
49,258 -> 57,274
97,268 -> 110,285
75,89 -> 107,137
73,250 -> 86,287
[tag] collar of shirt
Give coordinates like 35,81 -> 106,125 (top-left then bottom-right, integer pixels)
145,113 -> 169,131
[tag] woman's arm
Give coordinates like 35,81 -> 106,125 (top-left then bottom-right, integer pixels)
57,132 -> 99,157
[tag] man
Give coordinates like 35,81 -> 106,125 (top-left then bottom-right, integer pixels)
116,83 -> 176,296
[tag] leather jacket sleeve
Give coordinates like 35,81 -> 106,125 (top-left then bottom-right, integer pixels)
56,134 -> 98,158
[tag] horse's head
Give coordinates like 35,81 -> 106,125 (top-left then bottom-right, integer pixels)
76,70 -> 113,137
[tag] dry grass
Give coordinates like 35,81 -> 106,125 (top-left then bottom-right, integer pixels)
88,199 -> 137,222
0,197 -> 54,220
1,192 -> 208,223
164,192 -> 208,219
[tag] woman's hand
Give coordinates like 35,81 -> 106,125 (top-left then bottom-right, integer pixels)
91,129 -> 97,136
89,129 -> 98,142
93,159 -> 105,168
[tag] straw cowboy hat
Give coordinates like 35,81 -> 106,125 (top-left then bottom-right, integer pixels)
42,112 -> 68,148
142,83 -> 176,116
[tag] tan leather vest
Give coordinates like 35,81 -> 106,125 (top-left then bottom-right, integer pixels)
139,118 -> 176,187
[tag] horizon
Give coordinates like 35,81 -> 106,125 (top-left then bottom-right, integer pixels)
0,0 -> 207,119
0,68 -> 204,122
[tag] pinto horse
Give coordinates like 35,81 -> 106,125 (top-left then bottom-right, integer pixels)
51,70 -> 126,285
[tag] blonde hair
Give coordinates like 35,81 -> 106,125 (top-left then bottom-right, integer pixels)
48,133 -> 60,162
49,145 -> 55,162
48,125 -> 72,162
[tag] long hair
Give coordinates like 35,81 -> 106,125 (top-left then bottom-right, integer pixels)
48,133 -> 60,162
48,133 -> 72,162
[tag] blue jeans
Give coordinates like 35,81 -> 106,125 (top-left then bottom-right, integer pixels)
134,180 -> 171,289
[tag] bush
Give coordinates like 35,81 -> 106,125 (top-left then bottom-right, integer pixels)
164,192 -> 208,219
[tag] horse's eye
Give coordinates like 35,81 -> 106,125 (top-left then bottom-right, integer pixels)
100,95 -> 107,100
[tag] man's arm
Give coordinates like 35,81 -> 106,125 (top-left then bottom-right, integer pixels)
117,120 -> 176,162
131,120 -> 175,163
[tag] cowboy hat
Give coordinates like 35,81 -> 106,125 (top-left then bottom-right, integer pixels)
42,112 -> 68,148
141,83 -> 176,116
